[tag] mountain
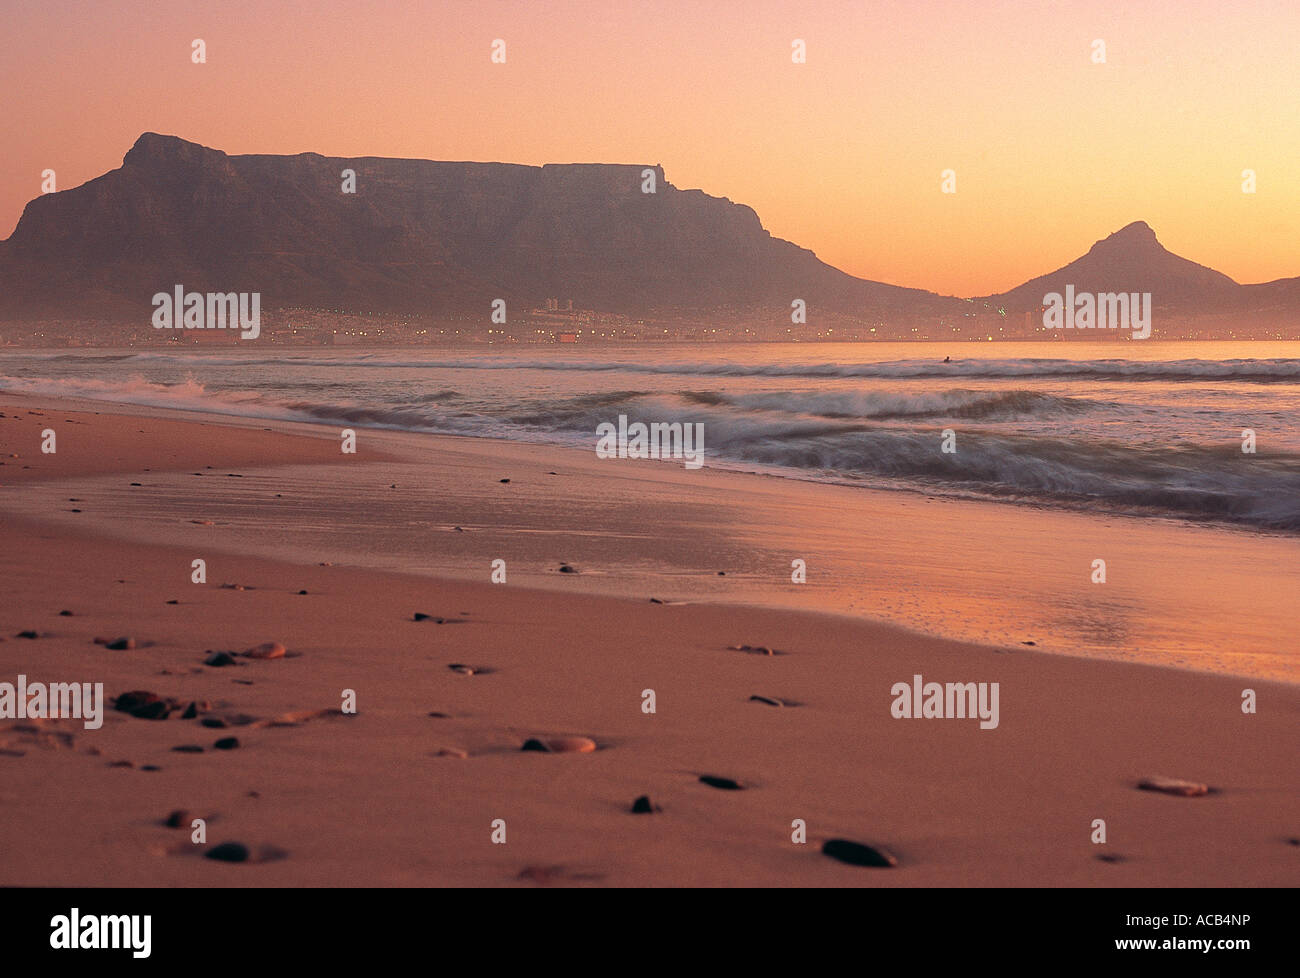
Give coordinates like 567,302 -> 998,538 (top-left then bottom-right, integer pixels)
0,133 -> 958,324
986,221 -> 1297,318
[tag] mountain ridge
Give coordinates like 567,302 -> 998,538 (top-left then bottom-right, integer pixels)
0,134 -> 1296,336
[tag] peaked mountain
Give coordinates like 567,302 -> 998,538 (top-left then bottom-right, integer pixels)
0,133 -> 958,322
986,221 -> 1296,315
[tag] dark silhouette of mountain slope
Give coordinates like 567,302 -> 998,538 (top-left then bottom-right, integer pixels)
0,133 -> 958,321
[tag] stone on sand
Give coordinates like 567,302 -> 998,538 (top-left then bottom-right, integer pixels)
699,775 -> 744,790
243,641 -> 286,660
822,839 -> 898,868
1138,776 -> 1210,797
521,736 -> 597,753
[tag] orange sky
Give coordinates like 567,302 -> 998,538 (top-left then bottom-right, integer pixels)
2,0 -> 1296,296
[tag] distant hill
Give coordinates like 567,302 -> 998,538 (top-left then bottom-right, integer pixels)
984,221 -> 1299,320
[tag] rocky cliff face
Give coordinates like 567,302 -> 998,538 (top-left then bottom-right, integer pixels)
0,133 -> 952,321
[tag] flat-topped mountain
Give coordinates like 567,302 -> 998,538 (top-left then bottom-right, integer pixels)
0,133 -> 955,322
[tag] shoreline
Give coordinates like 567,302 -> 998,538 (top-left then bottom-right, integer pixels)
2,390 -> 1296,684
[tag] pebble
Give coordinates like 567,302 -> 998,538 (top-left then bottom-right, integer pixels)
164,810 -> 189,828
205,842 -> 250,863
15,630 -> 40,639
58,610 -> 74,616
1138,776 -> 1210,797
519,737 -> 595,753
213,737 -> 240,750
113,691 -> 172,720
436,747 -> 468,759
204,651 -> 237,667
749,695 -> 784,707
821,839 -> 898,868
729,644 -> 779,655
106,637 -> 136,650
172,745 -> 204,753
699,775 -> 744,790
631,795 -> 658,814
558,564 -> 578,574
201,717 -> 228,728
499,478 -> 510,484
243,641 -> 286,660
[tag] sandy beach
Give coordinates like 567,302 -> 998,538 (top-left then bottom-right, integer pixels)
0,392 -> 1295,887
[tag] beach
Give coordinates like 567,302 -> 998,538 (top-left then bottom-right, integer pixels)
1,391 -> 1296,887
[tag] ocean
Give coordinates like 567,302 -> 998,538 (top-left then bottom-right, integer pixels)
4,340 -> 1299,532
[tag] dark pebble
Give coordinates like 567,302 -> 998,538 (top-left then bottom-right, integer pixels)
58,610 -> 73,616
631,795 -> 658,814
205,842 -> 250,863
520,738 -> 550,752
821,839 -> 898,868
649,598 -> 664,604
699,775 -> 743,790
213,737 -> 240,750
16,630 -> 40,639
499,478 -> 510,483
166,599 -> 179,605
297,590 -> 308,595
164,810 -> 189,828
558,564 -> 577,574
181,702 -> 200,719
106,637 -> 136,650
114,691 -> 171,719
172,745 -> 204,753
201,717 -> 227,728
749,695 -> 783,707
204,651 -> 237,667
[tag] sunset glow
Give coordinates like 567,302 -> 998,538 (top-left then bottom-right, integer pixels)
3,0 -> 1297,296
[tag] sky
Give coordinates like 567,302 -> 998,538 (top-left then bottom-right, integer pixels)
2,0 -> 1296,296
